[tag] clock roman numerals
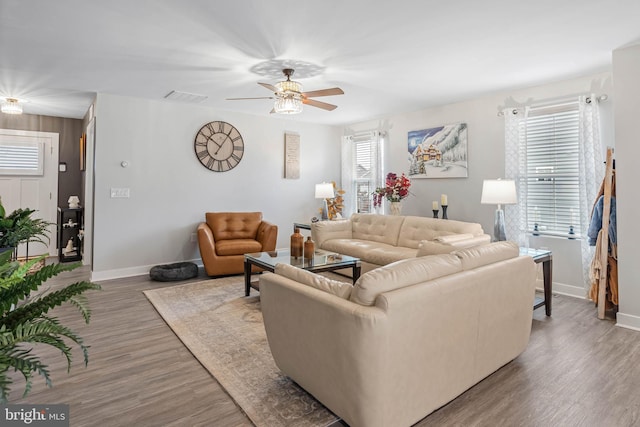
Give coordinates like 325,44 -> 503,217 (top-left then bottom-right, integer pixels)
195,121 -> 244,172
196,149 -> 209,160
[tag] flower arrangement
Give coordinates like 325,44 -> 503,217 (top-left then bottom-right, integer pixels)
372,172 -> 412,207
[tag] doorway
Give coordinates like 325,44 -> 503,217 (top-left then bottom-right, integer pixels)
0,129 -> 59,257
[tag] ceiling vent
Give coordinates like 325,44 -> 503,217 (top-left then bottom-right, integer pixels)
164,90 -> 208,103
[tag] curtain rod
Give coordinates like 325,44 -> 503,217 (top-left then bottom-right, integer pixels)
497,93 -> 608,117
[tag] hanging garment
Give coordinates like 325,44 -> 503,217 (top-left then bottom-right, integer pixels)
587,195 -> 617,246
589,229 -> 619,306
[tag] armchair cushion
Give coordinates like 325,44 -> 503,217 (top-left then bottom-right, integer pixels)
216,239 -> 263,256
206,212 -> 262,241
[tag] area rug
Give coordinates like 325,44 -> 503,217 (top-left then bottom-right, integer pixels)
143,276 -> 340,427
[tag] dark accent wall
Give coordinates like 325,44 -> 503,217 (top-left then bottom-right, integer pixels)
0,113 -> 83,208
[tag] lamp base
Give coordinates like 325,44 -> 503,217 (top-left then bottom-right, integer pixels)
493,209 -> 507,241
320,200 -> 329,220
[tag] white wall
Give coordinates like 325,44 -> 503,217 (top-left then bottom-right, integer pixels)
92,94 -> 341,280
613,43 -> 640,330
344,72 -> 614,297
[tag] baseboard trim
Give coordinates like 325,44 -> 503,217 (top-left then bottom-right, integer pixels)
91,259 -> 204,283
616,313 -> 640,332
536,281 -> 586,299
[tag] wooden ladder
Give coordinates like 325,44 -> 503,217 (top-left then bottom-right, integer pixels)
597,147 -> 614,320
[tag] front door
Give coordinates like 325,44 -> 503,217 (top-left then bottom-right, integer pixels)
0,129 -> 59,258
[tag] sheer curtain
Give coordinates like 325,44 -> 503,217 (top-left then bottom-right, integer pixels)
504,107 -> 528,247
578,95 -> 605,292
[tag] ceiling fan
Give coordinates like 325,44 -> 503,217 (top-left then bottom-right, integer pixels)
227,68 -> 344,114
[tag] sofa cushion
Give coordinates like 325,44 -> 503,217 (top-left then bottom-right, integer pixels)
206,212 -> 262,241
274,263 -> 352,299
397,216 -> 484,249
350,254 -> 462,306
350,213 -> 405,246
415,240 -> 459,256
452,241 -> 519,270
434,233 -> 475,244
216,239 -> 262,256
321,239 -> 416,265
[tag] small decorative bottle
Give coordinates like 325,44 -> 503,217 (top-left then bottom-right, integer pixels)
304,236 -> 315,260
290,227 -> 303,258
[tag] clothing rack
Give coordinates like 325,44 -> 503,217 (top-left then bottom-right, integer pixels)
597,147 -> 615,320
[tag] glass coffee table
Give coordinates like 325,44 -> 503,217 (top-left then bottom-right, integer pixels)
244,249 -> 361,296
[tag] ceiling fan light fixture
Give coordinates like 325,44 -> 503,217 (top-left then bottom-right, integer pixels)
1,98 -> 23,115
275,79 -> 303,94
274,96 -> 303,114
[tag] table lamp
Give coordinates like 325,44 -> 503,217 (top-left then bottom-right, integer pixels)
315,182 -> 334,220
481,179 -> 517,241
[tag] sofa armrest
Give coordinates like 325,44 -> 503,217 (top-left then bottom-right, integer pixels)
448,234 -> 491,248
256,220 -> 278,251
311,219 -> 352,247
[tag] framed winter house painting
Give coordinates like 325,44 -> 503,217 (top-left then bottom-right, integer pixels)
407,123 -> 468,178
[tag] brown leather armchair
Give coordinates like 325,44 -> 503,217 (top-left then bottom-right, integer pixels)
197,212 -> 278,276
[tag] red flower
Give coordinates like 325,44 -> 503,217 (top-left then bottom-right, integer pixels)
373,172 -> 412,206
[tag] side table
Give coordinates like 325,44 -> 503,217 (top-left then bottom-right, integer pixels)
521,247 -> 552,316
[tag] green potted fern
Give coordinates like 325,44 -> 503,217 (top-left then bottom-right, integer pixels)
0,237 -> 100,402
0,198 -> 52,260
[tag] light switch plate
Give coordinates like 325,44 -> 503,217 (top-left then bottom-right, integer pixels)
110,188 -> 130,198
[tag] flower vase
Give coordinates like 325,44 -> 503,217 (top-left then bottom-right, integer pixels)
390,202 -> 402,216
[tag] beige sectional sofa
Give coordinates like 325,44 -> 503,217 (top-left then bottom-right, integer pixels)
260,241 -> 536,427
311,213 -> 491,274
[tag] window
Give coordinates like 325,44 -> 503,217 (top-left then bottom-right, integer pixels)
342,132 -> 383,215
0,141 -> 44,176
521,102 -> 580,236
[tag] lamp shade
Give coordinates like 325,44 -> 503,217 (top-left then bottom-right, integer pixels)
481,179 -> 517,205
315,182 -> 334,199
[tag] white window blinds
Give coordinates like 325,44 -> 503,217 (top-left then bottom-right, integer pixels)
0,141 -> 44,176
522,103 -> 580,236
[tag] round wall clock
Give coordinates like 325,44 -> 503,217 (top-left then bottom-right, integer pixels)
194,121 -> 244,172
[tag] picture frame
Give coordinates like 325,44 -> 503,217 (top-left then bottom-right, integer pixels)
284,132 -> 300,179
407,123 -> 468,178
80,132 -> 86,171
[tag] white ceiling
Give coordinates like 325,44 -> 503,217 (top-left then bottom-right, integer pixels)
1,0 -> 639,125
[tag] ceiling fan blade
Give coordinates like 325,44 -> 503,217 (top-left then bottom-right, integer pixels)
258,82 -> 278,92
226,97 -> 274,100
303,98 -> 338,111
302,88 -> 344,98
269,108 -> 276,114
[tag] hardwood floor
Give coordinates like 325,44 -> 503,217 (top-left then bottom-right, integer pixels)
10,267 -> 640,427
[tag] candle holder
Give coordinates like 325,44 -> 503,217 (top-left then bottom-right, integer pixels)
442,205 -> 448,220
568,225 -> 576,239
432,209 -> 439,219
